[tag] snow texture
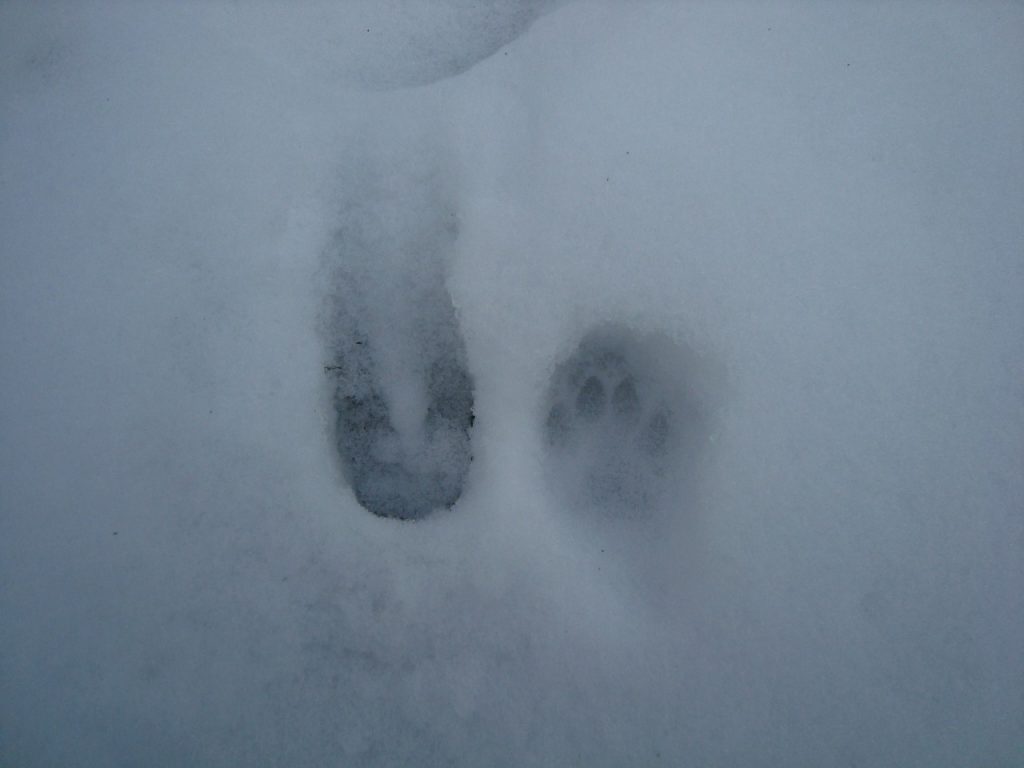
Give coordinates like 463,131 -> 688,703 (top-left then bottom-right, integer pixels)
1,1 -> 1022,767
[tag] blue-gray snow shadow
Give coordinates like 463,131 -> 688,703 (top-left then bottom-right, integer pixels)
323,166 -> 473,520
542,326 -> 707,527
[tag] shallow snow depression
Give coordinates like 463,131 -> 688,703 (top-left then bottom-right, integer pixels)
1,2 -> 1022,767
323,145 -> 475,520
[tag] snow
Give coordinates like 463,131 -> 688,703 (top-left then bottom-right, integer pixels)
1,2 -> 1022,766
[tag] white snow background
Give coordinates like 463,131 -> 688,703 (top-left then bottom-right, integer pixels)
1,2 -> 1022,766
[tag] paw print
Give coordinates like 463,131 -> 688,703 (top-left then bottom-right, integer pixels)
543,329 -> 687,513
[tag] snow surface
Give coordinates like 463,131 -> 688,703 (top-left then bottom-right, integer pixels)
1,1 -> 1022,766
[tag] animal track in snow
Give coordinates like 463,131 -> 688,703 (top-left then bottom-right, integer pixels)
324,166 -> 474,520
330,323 -> 474,520
543,327 -> 699,515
